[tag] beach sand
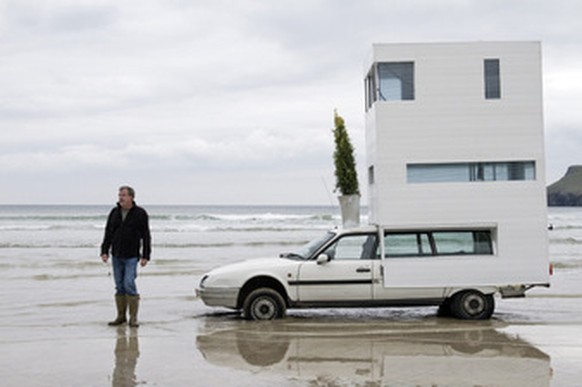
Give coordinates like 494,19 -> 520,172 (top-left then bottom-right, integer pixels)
2,273 -> 581,387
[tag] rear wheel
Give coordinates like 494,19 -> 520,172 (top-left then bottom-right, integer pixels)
242,288 -> 286,320
450,290 -> 494,320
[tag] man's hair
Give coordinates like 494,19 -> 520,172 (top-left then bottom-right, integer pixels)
119,185 -> 135,198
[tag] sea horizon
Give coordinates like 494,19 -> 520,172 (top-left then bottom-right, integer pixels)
0,203 -> 347,208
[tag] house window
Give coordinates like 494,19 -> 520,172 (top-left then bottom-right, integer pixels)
384,232 -> 432,257
383,230 -> 494,258
365,71 -> 377,110
377,62 -> 414,101
432,231 -> 493,255
484,59 -> 501,99
365,62 -> 414,110
407,161 -> 535,183
368,165 -> 375,185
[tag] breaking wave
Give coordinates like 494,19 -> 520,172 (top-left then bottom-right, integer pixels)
549,237 -> 582,245
551,260 -> 582,270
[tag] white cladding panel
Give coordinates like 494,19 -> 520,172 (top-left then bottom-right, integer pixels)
364,42 -> 549,286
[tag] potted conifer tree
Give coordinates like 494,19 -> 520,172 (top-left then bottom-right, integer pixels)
333,111 -> 360,227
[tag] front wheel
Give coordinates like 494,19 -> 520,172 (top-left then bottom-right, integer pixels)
242,288 -> 286,321
450,290 -> 495,320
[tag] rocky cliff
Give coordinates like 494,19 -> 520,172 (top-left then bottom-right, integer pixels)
547,166 -> 582,206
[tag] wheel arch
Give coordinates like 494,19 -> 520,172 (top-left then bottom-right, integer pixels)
237,276 -> 289,309
445,286 -> 497,299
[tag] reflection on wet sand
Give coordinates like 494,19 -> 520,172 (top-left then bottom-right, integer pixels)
196,317 -> 551,386
112,327 -> 140,387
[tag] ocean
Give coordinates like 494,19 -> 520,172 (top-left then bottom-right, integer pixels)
1,204 -> 581,386
1,204 -> 580,285
0,204 -> 346,283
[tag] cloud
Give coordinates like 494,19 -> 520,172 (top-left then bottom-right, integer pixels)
0,128 -> 334,173
0,0 -> 581,203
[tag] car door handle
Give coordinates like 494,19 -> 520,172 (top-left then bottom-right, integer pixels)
356,267 -> 371,273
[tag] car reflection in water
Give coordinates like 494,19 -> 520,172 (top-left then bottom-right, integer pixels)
196,315 -> 551,386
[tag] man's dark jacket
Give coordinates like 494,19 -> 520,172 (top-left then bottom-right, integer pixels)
101,202 -> 151,260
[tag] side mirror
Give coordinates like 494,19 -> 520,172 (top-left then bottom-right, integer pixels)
316,254 -> 330,265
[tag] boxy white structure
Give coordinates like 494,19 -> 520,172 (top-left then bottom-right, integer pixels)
364,42 -> 550,289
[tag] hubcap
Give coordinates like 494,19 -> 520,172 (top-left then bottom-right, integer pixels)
253,298 -> 276,320
464,294 -> 484,315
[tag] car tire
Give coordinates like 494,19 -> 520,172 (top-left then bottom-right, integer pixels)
450,290 -> 494,320
437,299 -> 452,317
242,288 -> 286,321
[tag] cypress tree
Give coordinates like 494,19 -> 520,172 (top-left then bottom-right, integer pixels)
333,111 -> 360,196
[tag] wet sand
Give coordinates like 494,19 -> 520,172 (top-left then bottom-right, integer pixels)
2,275 -> 582,387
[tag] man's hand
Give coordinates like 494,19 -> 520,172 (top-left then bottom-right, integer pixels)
101,254 -> 109,263
140,258 -> 148,267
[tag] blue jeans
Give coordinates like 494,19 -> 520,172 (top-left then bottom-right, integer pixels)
111,257 -> 139,296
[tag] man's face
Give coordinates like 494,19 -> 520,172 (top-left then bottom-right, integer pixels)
118,189 -> 133,209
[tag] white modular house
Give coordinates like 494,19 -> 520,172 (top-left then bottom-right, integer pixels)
364,42 -> 550,290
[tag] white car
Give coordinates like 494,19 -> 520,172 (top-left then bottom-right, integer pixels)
195,225 -> 529,320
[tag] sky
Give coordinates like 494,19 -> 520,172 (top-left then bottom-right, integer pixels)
1,0 -> 581,205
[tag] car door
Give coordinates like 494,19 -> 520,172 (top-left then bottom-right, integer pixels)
296,233 -> 376,302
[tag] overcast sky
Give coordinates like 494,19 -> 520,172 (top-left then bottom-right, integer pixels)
1,0 -> 581,205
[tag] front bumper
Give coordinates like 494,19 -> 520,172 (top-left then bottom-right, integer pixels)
196,286 -> 240,309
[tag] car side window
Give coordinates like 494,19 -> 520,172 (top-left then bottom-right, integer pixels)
384,232 -> 432,257
323,234 -> 377,261
381,230 -> 494,258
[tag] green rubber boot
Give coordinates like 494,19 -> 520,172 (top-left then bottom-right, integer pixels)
108,294 -> 127,326
128,295 -> 140,327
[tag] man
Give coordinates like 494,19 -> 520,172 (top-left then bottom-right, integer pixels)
101,185 -> 151,327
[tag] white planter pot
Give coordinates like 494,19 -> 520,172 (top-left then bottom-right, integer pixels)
338,195 -> 360,228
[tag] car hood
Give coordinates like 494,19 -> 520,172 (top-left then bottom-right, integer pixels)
207,256 -> 300,277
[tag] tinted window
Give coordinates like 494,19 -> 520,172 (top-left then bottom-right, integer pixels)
377,62 -> 414,101
384,233 -> 432,257
484,59 -> 500,99
434,231 -> 472,255
407,161 -> 535,183
383,230 -> 493,258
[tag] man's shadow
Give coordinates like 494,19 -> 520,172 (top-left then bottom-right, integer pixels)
112,327 -> 140,387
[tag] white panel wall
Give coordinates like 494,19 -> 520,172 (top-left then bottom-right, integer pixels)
364,42 -> 549,286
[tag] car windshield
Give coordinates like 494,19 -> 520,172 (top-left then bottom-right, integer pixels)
282,231 -> 336,260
